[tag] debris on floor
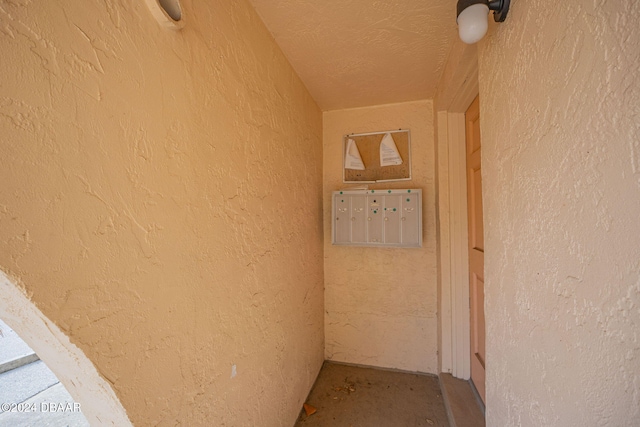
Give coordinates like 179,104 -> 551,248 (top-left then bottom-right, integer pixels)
294,362 -> 450,427
303,403 -> 317,416
333,378 -> 356,394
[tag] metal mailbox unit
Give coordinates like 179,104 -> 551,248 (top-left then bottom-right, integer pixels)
332,189 -> 422,248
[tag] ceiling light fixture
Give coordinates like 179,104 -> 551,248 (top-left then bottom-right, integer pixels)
456,0 -> 510,44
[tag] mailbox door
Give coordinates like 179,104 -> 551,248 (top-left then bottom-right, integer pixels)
383,195 -> 402,244
334,194 -> 351,244
401,193 -> 420,246
367,195 -> 383,244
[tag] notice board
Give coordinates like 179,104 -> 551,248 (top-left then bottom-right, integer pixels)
343,129 -> 411,183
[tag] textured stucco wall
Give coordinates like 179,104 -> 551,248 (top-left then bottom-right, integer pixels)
0,1 -> 324,425
479,1 -> 640,425
323,101 -> 438,373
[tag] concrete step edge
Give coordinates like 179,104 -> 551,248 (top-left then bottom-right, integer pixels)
0,353 -> 40,375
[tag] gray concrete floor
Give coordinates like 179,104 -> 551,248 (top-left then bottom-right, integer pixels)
295,362 -> 449,427
0,320 -> 34,364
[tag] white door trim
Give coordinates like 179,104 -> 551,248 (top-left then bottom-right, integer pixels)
436,41 -> 479,379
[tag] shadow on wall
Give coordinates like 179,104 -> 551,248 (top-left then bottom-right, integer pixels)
0,270 -> 132,426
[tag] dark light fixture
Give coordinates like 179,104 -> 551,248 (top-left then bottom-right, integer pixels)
456,0 -> 510,44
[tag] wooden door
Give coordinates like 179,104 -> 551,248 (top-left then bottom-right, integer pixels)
466,96 -> 485,403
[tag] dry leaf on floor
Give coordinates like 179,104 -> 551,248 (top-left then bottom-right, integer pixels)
303,403 -> 317,416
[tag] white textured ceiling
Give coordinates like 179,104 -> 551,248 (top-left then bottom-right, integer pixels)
247,0 -> 458,111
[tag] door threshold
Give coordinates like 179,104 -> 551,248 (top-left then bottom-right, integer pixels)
438,373 -> 485,427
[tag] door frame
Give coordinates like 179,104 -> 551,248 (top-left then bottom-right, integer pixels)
436,41 -> 479,379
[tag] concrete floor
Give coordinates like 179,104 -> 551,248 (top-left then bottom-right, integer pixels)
295,362 -> 449,427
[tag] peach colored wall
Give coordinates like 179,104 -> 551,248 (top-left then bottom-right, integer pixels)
479,1 -> 640,425
323,101 -> 438,373
0,1 -> 324,425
